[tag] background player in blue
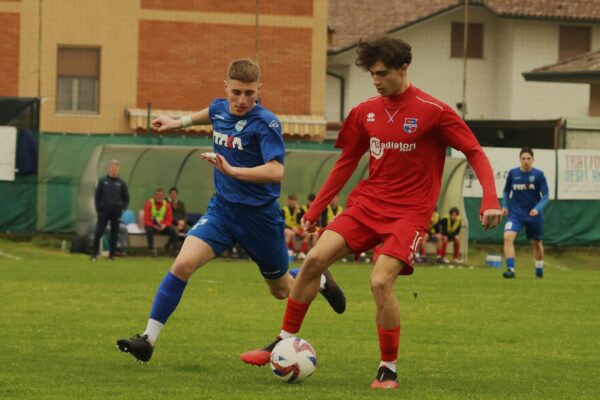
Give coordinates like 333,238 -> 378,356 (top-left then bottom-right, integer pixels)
116,59 -> 345,363
501,147 -> 549,279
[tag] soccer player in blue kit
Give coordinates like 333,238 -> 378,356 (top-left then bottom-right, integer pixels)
116,59 -> 345,362
502,147 -> 549,279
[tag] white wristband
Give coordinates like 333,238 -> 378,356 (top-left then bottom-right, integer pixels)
180,115 -> 193,129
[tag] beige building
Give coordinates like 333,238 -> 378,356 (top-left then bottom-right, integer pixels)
0,0 -> 329,137
326,1 -> 600,124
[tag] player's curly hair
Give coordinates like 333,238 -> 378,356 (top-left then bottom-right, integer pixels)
228,58 -> 260,83
355,35 -> 412,70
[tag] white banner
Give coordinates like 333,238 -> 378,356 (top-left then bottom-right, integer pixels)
0,126 -> 17,181
557,149 -> 600,200
451,147 -> 556,199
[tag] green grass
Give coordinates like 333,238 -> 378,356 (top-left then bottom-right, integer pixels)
0,239 -> 599,399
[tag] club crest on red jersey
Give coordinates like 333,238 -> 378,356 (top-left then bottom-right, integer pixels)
404,118 -> 418,134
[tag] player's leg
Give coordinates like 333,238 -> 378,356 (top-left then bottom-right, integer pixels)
240,230 -> 351,366
116,236 -> 216,362
369,219 -> 422,389
451,236 -> 462,263
532,239 -> 544,277
298,234 -> 309,260
369,254 -> 406,389
284,228 -> 295,253
91,213 -> 109,260
145,226 -> 156,256
502,230 -> 518,278
117,209 -> 233,362
525,217 -> 545,278
502,218 -> 522,278
438,235 -> 449,263
108,213 -> 120,260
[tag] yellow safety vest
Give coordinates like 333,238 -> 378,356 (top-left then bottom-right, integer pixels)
150,198 -> 167,223
444,214 -> 461,235
326,204 -> 344,224
282,206 -> 300,228
429,211 -> 440,231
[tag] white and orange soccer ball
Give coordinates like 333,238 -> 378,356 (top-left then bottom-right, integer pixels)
270,337 -> 317,383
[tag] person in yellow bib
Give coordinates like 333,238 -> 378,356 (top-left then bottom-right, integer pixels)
438,207 -> 462,263
296,194 -> 318,259
282,193 -> 303,255
143,188 -> 179,256
415,206 -> 442,263
320,194 -> 344,228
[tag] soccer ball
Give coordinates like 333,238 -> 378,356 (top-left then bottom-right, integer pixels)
270,337 -> 317,383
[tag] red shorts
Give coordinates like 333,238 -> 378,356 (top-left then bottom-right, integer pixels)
324,205 -> 426,275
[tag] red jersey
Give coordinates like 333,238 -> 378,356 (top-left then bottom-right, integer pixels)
305,85 -> 499,227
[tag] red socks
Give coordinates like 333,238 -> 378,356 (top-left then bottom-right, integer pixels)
453,240 -> 460,258
282,297 -> 310,334
377,325 -> 400,362
300,241 -> 308,254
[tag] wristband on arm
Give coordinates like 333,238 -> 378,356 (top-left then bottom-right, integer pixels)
180,115 -> 193,129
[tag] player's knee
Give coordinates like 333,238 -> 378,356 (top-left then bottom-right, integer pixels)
170,258 -> 196,280
370,274 -> 392,297
269,286 -> 289,300
304,249 -> 330,275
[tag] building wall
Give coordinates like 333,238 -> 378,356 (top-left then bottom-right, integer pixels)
4,0 -> 327,133
508,19 -> 593,119
0,6 -> 20,96
327,5 -> 600,121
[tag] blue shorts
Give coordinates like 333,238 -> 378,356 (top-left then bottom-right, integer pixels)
504,214 -> 543,240
187,197 -> 288,279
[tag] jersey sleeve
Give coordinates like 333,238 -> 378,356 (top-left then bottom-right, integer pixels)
334,106 -> 370,157
439,107 -> 499,212
502,171 -> 512,209
258,118 -> 285,164
207,99 -> 221,123
303,109 -> 368,222
535,171 -> 550,211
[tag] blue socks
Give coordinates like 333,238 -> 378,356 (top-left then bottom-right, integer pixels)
506,257 -> 515,271
149,272 -> 188,324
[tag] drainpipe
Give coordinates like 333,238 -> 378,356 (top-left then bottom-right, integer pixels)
327,70 -> 345,121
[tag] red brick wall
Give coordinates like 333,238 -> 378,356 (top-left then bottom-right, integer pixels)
141,0 -> 313,16
137,20 -> 312,115
0,12 -> 20,96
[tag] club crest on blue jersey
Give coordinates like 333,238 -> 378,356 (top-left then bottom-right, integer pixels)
235,119 -> 247,132
404,118 -> 418,134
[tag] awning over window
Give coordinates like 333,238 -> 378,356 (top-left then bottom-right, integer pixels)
125,108 -> 326,140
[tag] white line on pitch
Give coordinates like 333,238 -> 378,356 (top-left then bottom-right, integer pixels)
0,250 -> 22,260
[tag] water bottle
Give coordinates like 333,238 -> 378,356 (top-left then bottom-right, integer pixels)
486,254 -> 502,268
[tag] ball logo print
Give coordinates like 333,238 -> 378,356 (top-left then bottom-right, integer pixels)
370,137 -> 384,160
270,337 -> 317,383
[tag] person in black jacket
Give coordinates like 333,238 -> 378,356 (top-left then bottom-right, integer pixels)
91,159 -> 129,261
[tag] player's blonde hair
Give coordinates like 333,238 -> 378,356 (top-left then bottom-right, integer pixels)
227,58 -> 260,83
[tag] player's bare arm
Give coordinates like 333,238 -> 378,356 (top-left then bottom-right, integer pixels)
152,107 -> 211,132
205,156 -> 284,184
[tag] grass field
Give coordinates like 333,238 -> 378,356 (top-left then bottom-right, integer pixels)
1,239 -> 599,399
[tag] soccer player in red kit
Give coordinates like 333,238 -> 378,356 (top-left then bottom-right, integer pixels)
241,35 -> 502,389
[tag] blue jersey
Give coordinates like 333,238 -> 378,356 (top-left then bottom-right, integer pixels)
503,167 -> 549,219
209,99 -> 285,206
